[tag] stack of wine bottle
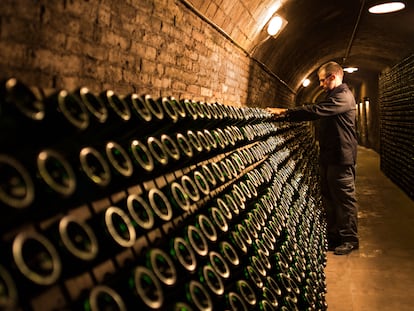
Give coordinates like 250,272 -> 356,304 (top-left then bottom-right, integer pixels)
379,55 -> 414,200
0,77 -> 328,311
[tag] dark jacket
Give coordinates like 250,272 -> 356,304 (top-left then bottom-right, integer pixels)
286,83 -> 357,165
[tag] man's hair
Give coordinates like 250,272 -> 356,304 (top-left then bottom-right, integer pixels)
318,61 -> 344,79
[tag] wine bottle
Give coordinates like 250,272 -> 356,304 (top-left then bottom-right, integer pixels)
146,247 -> 177,288
0,77 -> 45,151
0,154 -> 35,229
123,193 -> 156,237
195,214 -> 217,244
235,279 -> 257,307
98,90 -> 132,142
41,214 -> 99,278
208,207 -> 229,238
3,230 -> 62,299
185,280 -> 213,311
103,140 -> 134,189
79,285 -> 127,311
225,291 -> 248,311
199,264 -> 225,298
1,148 -> 76,228
42,88 -> 90,146
0,264 -> 19,311
181,99 -> 198,125
175,132 -> 194,160
87,205 -> 136,262
35,148 -> 77,206
71,87 -> 108,145
122,93 -> 152,123
159,96 -> 180,124
185,225 -> 209,258
169,236 -> 197,276
129,139 -> 155,175
160,134 -> 181,165
166,96 -> 186,121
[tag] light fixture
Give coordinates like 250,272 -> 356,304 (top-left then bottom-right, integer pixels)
267,15 -> 287,37
368,2 -> 405,14
344,67 -> 359,73
250,14 -> 288,55
302,78 -> 310,87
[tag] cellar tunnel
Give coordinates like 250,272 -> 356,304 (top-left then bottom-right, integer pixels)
0,0 -> 414,310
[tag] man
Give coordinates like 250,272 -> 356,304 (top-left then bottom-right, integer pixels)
267,61 -> 359,255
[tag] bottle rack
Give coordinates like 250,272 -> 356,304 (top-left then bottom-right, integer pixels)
379,55 -> 414,200
0,77 -> 327,311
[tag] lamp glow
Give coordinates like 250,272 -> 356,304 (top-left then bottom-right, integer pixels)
267,16 -> 283,36
344,67 -> 359,73
302,79 -> 310,87
368,2 -> 405,14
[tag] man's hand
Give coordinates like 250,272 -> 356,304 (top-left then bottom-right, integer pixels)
266,107 -> 288,115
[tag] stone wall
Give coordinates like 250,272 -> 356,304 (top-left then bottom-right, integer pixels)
0,0 -> 293,107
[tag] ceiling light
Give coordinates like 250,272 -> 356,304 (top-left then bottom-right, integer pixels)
368,2 -> 405,14
344,67 -> 359,73
302,79 -> 310,87
267,16 -> 287,36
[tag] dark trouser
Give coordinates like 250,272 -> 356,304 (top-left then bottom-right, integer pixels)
320,164 -> 359,245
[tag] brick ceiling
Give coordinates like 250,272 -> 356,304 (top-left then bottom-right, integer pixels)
187,0 -> 414,96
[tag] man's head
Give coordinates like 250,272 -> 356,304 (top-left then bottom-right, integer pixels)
317,61 -> 344,92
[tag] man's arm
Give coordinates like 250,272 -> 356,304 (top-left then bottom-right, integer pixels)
266,106 -> 318,122
266,107 -> 288,116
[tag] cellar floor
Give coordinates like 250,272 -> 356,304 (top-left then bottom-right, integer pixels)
325,146 -> 414,311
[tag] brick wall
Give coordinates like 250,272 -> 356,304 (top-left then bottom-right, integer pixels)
0,0 -> 294,107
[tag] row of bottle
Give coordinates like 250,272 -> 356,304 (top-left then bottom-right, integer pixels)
0,77 -> 301,214
0,78 -> 327,310
0,148 -> 327,310
0,122 -> 302,234
379,61 -> 414,200
0,77 -> 273,153
0,136 -> 294,289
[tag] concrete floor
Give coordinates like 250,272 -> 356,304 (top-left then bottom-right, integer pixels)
325,146 -> 414,310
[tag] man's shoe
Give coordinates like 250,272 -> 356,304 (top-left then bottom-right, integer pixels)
327,235 -> 342,251
334,242 -> 359,255
327,240 -> 340,251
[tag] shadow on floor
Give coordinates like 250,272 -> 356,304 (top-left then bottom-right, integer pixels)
325,146 -> 414,311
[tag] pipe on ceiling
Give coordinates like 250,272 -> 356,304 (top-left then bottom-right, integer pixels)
178,0 -> 297,95
342,0 -> 366,65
